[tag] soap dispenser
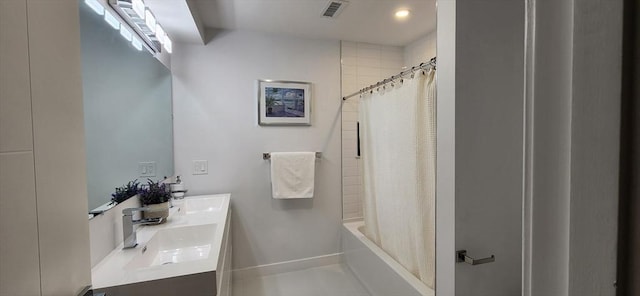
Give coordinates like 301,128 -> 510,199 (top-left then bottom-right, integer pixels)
170,175 -> 187,199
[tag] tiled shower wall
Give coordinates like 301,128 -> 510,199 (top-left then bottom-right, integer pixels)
341,41 -> 405,220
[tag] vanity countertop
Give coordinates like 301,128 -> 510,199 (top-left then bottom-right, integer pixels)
91,194 -> 231,289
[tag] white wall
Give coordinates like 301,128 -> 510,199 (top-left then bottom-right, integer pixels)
340,41 -> 405,220
404,32 -> 437,67
172,30 -> 342,269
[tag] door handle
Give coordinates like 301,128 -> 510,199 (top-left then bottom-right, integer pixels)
456,250 -> 495,265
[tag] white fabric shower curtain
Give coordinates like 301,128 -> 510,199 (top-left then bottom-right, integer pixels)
359,69 -> 436,289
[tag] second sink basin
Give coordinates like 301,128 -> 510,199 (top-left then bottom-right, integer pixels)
125,223 -> 217,270
180,195 -> 224,215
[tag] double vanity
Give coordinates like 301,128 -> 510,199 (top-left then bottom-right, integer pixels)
78,3 -> 231,295
91,194 -> 232,296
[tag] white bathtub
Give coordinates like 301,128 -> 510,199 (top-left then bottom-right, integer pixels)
342,221 -> 434,296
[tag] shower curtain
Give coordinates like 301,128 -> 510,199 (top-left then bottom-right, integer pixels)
359,68 -> 436,289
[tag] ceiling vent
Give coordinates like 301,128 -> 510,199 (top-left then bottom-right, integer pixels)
322,0 -> 348,18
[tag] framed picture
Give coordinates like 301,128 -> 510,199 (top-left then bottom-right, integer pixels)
258,80 -> 311,126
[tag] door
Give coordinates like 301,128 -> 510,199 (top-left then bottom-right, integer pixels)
453,0 -> 525,295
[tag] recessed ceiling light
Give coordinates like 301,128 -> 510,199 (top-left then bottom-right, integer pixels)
395,9 -> 410,18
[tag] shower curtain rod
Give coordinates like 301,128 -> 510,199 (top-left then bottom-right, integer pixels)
342,57 -> 436,101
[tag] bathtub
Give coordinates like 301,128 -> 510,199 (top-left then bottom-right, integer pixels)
342,221 -> 434,296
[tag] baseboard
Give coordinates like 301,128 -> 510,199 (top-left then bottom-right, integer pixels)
232,253 -> 343,280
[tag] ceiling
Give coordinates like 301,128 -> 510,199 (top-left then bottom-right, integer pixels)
148,0 -> 436,46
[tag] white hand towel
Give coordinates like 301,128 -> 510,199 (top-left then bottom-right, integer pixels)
270,152 -> 316,199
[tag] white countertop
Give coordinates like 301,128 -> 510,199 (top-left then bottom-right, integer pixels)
91,194 -> 231,289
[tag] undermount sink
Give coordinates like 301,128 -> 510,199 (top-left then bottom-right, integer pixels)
92,194 -> 231,295
179,195 -> 224,215
125,224 -> 217,270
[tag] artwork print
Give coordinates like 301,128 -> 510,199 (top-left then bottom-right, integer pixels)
258,80 -> 311,126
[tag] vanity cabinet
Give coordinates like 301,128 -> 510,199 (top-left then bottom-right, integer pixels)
91,195 -> 232,295
217,210 -> 232,296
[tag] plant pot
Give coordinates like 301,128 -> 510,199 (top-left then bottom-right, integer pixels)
143,201 -> 169,223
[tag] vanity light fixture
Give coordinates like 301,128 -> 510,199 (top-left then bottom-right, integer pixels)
109,0 -> 173,54
84,0 -> 146,52
144,9 -> 157,33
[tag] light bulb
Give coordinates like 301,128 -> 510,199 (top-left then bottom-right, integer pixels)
395,10 -> 410,18
145,10 -> 156,33
120,26 -> 133,41
132,38 -> 143,51
132,0 -> 145,19
104,10 -> 120,30
155,24 -> 165,44
84,0 -> 104,15
164,37 -> 172,54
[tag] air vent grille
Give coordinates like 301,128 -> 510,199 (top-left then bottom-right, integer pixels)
322,0 -> 347,18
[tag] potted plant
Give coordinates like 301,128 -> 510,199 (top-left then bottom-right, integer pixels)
138,179 -> 171,221
111,180 -> 140,204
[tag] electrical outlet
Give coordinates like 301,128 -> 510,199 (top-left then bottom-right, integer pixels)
192,160 -> 208,175
138,161 -> 156,177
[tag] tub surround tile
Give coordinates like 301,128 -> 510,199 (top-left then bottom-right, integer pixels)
356,47 -> 381,59
340,41 -> 403,220
341,46 -> 357,58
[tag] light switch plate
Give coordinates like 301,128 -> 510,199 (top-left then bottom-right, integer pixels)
138,161 -> 156,177
192,160 -> 208,175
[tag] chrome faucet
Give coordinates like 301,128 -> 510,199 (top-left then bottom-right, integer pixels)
122,207 -> 164,249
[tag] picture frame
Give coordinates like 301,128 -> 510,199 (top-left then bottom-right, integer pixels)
258,80 -> 312,126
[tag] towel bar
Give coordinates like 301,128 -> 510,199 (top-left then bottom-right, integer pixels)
263,152 -> 322,160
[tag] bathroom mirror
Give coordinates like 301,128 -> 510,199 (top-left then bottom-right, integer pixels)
79,1 -> 174,212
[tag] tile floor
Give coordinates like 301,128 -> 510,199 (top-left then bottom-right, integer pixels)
232,264 -> 371,296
